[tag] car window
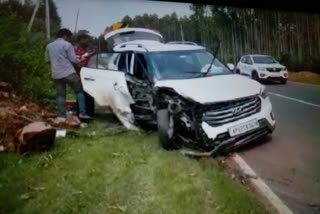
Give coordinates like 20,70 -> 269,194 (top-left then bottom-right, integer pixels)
118,53 -> 133,73
252,56 -> 277,64
134,53 -> 148,79
241,56 -> 247,63
87,53 -> 120,71
87,55 -> 97,68
245,56 -> 253,65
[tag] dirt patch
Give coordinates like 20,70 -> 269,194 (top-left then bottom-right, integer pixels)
289,71 -> 320,79
0,83 -> 57,149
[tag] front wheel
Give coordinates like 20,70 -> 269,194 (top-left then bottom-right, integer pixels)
157,109 -> 175,150
252,72 -> 260,82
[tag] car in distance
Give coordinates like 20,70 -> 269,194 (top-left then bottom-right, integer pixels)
235,54 -> 288,84
80,28 -> 276,156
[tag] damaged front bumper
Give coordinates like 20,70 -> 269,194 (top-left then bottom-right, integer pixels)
185,96 -> 275,156
182,119 -> 274,157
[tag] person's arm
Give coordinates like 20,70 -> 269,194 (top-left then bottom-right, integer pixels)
66,43 -> 81,64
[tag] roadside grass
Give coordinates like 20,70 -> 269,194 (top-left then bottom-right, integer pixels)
0,114 -> 267,214
289,71 -> 320,86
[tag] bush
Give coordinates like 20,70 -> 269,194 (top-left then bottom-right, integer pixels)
0,15 -> 55,104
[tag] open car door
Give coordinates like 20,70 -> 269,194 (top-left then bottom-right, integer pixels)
80,53 -> 138,130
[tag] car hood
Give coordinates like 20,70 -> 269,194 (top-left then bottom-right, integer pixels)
256,63 -> 284,68
154,74 -> 262,104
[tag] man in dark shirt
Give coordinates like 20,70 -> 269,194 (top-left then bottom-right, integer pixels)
45,28 -> 91,120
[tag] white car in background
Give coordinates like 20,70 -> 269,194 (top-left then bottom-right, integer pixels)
235,55 -> 288,84
80,28 -> 276,156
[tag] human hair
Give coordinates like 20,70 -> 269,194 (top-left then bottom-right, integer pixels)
57,28 -> 73,39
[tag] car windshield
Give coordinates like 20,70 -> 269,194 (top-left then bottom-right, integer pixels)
252,56 -> 277,64
149,50 -> 231,80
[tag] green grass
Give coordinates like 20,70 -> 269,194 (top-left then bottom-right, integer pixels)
0,114 -> 267,214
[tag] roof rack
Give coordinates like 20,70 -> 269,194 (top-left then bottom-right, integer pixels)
167,41 -> 199,46
118,43 -> 149,52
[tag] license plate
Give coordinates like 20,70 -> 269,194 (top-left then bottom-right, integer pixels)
228,120 -> 260,137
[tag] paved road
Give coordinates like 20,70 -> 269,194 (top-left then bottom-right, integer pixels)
237,81 -> 320,214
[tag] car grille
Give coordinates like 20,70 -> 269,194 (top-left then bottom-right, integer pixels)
202,95 -> 261,127
266,68 -> 282,72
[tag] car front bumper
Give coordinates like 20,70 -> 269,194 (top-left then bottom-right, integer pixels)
201,96 -> 275,145
259,71 -> 288,80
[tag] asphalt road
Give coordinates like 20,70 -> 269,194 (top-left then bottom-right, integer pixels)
237,81 -> 320,214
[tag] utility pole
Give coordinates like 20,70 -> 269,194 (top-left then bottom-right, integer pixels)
45,0 -> 50,39
74,8 -> 79,34
27,0 -> 41,32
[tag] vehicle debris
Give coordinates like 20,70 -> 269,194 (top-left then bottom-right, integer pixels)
55,129 -> 67,138
51,115 -> 81,129
14,121 -> 56,154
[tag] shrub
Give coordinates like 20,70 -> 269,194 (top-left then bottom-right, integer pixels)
0,15 -> 55,104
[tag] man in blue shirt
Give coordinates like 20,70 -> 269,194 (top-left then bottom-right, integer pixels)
45,28 -> 91,120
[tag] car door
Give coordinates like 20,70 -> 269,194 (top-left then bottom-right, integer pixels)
80,52 -> 137,129
239,56 -> 248,75
246,56 -> 254,76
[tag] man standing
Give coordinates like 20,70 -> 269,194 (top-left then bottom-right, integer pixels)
45,28 -> 91,120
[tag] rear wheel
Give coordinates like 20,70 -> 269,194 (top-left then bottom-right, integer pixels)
252,71 -> 260,82
157,109 -> 175,150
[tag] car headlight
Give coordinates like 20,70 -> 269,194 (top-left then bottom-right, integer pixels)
281,67 -> 287,71
259,87 -> 268,99
258,67 -> 266,71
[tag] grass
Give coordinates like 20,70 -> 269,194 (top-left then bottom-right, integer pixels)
289,71 -> 320,86
0,114 -> 267,214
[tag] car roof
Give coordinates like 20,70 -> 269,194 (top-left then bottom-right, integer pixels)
113,40 -> 206,52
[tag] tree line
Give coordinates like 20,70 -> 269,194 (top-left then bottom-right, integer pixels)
119,5 -> 320,73
0,0 -> 61,102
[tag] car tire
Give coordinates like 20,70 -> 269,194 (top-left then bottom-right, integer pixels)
252,71 -> 260,82
157,109 -> 175,150
280,79 -> 287,84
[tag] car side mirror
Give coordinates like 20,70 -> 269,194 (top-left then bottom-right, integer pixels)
227,63 -> 235,71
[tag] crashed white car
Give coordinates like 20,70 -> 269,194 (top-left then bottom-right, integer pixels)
80,28 -> 275,155
235,54 -> 288,84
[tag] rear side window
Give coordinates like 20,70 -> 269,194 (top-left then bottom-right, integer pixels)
244,56 -> 252,64
87,53 -> 120,71
241,56 -> 247,63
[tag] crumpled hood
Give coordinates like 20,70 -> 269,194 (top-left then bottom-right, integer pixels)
155,74 -> 262,104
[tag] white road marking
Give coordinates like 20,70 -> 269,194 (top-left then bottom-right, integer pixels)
232,153 -> 294,214
268,92 -> 320,108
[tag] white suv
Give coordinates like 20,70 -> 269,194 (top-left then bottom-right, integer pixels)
236,55 -> 288,84
80,28 -> 275,156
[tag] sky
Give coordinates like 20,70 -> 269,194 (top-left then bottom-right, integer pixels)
53,0 -> 193,37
